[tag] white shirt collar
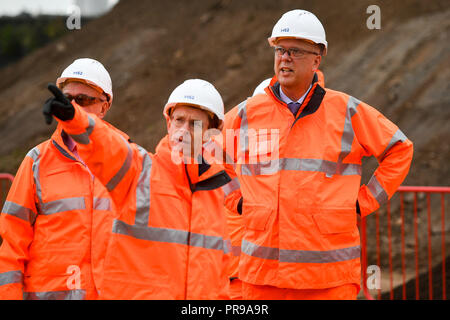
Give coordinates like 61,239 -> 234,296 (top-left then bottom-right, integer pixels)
280,84 -> 312,105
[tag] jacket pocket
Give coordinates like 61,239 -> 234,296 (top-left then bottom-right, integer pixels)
243,203 -> 273,231
25,248 -> 85,277
40,166 -> 90,202
150,183 -> 186,223
312,208 -> 356,234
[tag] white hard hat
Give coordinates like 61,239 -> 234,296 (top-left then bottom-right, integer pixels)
252,78 -> 271,96
56,58 -> 113,103
164,79 -> 224,128
268,9 -> 328,56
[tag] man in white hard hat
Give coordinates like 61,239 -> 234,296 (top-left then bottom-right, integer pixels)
42,78 -> 240,299
223,9 -> 413,299
163,79 -> 224,163
225,68 -> 326,300
0,58 -> 122,299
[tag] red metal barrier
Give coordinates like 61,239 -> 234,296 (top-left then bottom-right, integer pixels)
361,186 -> 449,300
0,173 -> 15,243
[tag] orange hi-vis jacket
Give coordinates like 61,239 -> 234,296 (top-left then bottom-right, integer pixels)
224,73 -> 413,290
57,103 -> 236,299
224,70 -> 326,300
0,125 -> 118,300
226,207 -> 244,299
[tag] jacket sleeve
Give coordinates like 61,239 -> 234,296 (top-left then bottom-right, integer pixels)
56,103 -> 142,209
0,154 -> 38,299
221,103 -> 245,215
351,99 -> 414,217
205,121 -> 242,216
221,161 -> 242,216
223,103 -> 243,166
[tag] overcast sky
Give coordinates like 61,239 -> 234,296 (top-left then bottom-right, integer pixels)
0,0 -> 119,17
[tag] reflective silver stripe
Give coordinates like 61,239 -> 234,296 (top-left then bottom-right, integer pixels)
223,239 -> 232,255
105,136 -> 133,191
93,197 -> 111,211
328,96 -> 360,177
222,177 -> 240,197
378,129 -> 408,161
1,201 -> 36,223
31,147 -> 43,212
40,197 -> 86,215
338,97 -> 360,160
242,239 -> 360,263
113,219 -> 229,253
0,270 -> 23,286
367,175 -> 389,206
231,245 -> 241,257
134,146 -> 152,226
23,289 -> 86,300
69,116 -> 95,145
26,147 -> 40,162
281,158 -> 360,175
321,160 -> 362,176
280,246 -> 361,263
237,100 -> 249,153
242,239 -> 279,260
241,159 -> 279,176
240,158 -> 361,176
190,233 -> 226,251
113,220 -> 188,244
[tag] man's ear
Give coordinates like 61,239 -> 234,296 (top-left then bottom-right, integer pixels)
98,102 -> 110,119
313,54 -> 322,71
165,115 -> 172,132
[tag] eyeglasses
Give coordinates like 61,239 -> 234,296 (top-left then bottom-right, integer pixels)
64,93 -> 106,106
274,46 -> 320,58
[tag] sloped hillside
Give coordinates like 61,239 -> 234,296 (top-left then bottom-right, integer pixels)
0,0 -> 449,299
0,0 -> 448,186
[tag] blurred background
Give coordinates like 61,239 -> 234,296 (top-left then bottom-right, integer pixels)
0,0 -> 448,299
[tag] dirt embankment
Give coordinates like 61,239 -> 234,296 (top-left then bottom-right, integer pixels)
0,0 -> 448,299
0,0 -> 448,181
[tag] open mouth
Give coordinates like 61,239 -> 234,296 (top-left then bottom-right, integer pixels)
280,67 -> 293,74
174,137 -> 190,146
171,131 -> 191,146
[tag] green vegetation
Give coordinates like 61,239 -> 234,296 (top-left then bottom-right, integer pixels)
0,13 -> 72,68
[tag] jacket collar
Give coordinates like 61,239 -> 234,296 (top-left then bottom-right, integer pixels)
267,72 -> 326,127
51,125 -> 78,162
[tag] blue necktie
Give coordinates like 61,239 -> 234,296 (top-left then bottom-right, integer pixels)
287,102 -> 301,116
